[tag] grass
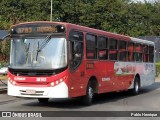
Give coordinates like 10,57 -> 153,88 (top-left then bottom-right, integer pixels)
156,62 -> 160,77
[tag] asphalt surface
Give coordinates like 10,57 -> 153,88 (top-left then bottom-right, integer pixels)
0,78 -> 160,120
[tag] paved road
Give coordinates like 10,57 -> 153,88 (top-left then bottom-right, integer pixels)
0,79 -> 160,120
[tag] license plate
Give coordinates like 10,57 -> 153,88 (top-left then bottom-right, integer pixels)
26,89 -> 36,94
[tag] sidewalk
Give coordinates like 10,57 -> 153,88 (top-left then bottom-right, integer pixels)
0,75 -> 8,91
156,76 -> 160,82
0,79 -> 7,93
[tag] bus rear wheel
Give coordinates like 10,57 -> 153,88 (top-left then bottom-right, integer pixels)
131,77 -> 140,95
81,82 -> 94,106
38,98 -> 49,103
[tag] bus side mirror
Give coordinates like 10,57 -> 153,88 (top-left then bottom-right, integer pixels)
72,35 -> 80,41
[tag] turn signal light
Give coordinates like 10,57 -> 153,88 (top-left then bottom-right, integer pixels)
50,76 -> 67,87
9,78 -> 17,86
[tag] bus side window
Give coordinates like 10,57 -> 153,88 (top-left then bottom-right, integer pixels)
109,38 -> 118,60
149,46 -> 154,63
86,34 -> 97,59
118,40 -> 127,61
127,42 -> 134,61
69,30 -> 84,71
135,43 -> 143,62
98,36 -> 108,60
143,45 -> 149,62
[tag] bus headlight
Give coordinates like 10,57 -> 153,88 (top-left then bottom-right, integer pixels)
50,82 -> 54,87
12,81 -> 16,85
56,81 -> 59,85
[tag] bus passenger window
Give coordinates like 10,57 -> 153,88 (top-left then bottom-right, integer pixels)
143,54 -> 149,62
135,53 -> 142,62
143,45 -> 149,53
128,52 -> 134,61
99,50 -> 108,60
118,41 -> 127,61
135,43 -> 142,52
128,42 -> 134,61
109,38 -> 117,49
134,43 -> 143,62
109,38 -> 117,60
143,45 -> 149,62
148,46 -> 154,63
86,34 -> 97,59
149,46 -> 154,54
98,36 -> 108,60
109,50 -> 117,60
149,54 -> 154,62
119,51 -> 127,61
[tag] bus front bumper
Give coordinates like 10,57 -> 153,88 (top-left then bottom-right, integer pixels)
8,81 -> 69,98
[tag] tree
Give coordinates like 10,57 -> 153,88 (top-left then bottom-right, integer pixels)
0,0 -> 160,62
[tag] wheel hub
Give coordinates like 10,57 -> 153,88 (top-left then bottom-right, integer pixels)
88,87 -> 93,98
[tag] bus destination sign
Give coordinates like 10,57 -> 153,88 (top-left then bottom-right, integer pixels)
11,24 -> 65,34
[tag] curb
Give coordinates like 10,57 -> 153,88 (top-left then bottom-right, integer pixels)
0,79 -> 7,94
0,88 -> 7,94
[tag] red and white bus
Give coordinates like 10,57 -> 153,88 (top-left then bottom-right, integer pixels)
8,21 -> 155,105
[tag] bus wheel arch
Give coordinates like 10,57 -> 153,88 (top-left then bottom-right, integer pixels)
81,76 -> 98,105
88,76 -> 98,94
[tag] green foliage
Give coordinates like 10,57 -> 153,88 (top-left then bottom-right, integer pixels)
2,39 -> 10,61
156,62 -> 160,77
0,0 -> 159,62
0,60 -> 8,68
0,39 -> 10,62
0,0 -> 159,36
58,0 -> 159,37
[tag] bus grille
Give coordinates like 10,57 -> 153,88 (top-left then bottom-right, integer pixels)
17,82 -> 49,86
8,67 -> 67,77
10,71 -> 54,76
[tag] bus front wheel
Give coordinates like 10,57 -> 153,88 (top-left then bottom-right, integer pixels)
81,82 -> 94,106
38,98 -> 49,103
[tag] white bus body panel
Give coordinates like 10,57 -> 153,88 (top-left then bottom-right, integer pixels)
128,37 -> 155,89
129,63 -> 155,89
114,62 -> 155,89
8,81 -> 69,98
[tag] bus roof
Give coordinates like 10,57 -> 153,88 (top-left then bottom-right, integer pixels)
11,21 -> 130,40
131,37 -> 155,46
11,21 -> 155,45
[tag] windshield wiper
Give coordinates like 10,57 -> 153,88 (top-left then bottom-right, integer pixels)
36,41 -> 40,61
38,35 -> 52,52
36,35 -> 52,61
26,43 -> 30,63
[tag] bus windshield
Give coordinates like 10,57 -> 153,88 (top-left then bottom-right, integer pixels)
10,37 -> 67,69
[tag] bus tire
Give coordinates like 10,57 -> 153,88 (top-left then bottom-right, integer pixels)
81,82 -> 94,106
38,98 -> 49,103
131,77 -> 140,95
